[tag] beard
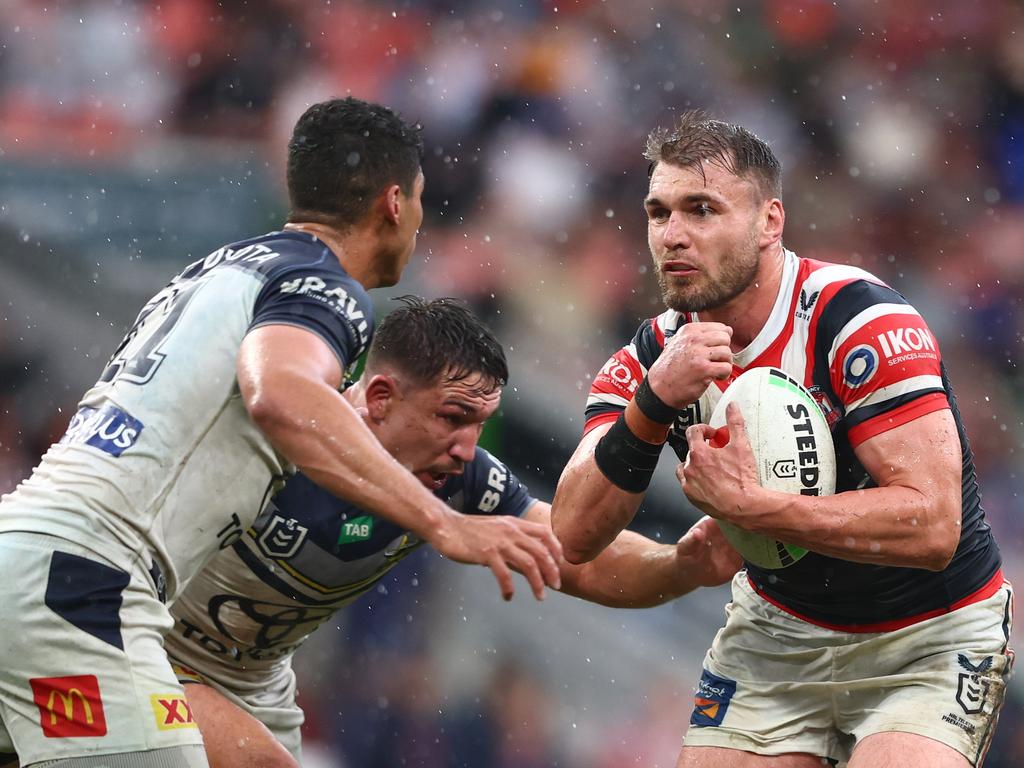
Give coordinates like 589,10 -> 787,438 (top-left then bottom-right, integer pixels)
656,231 -> 760,313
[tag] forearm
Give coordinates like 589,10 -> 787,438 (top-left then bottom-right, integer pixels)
249,375 -> 453,542
742,484 -> 957,571
551,450 -> 644,564
560,531 -> 689,608
552,403 -> 677,564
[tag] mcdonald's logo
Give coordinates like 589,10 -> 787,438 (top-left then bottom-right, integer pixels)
151,694 -> 197,731
30,675 -> 107,738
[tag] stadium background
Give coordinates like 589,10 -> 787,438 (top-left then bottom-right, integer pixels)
1,0 -> 1022,765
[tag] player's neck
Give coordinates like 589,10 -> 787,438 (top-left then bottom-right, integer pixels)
702,244 -> 786,352
282,221 -> 383,288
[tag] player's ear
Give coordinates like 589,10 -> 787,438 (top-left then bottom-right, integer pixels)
363,374 -> 398,421
380,183 -> 403,226
759,198 -> 784,247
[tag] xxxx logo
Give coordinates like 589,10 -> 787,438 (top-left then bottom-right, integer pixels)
150,694 -> 197,730
30,675 -> 107,738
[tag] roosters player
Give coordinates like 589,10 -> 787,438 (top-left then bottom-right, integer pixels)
552,112 -> 1012,768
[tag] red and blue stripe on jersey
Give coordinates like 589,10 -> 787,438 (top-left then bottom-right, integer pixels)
584,251 -> 1001,629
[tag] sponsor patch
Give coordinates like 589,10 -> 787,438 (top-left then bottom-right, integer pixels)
278,275 -> 370,345
842,344 -> 878,388
808,385 -> 841,430
690,669 -> 736,727
338,515 -> 375,544
796,288 -> 820,320
171,663 -> 205,686
59,405 -> 144,457
31,675 -> 107,738
151,694 -> 197,730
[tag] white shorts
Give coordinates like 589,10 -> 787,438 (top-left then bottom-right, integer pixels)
171,661 -> 304,761
0,532 -> 205,766
683,572 -> 1014,765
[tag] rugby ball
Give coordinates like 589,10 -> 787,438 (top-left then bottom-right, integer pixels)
707,367 -> 836,569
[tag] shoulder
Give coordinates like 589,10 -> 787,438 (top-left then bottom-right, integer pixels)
446,448 -> 534,517
794,257 -> 918,333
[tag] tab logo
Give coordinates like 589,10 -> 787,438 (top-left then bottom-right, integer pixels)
59,405 -> 144,457
31,675 -> 107,738
338,515 -> 374,544
151,694 -> 197,730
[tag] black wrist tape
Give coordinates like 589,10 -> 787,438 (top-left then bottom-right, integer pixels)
593,414 -> 663,493
633,377 -> 680,425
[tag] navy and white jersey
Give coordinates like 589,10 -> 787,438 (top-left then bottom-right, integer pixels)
0,231 -> 373,602
164,447 -> 534,696
585,249 -> 1002,630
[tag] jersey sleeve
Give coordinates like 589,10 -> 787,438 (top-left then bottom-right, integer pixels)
583,317 -> 664,434
457,448 -> 536,518
816,280 -> 948,447
250,262 -> 374,372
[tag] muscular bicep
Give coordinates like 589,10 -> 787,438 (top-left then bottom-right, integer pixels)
564,422 -> 613,471
237,324 -> 344,416
853,408 -> 961,508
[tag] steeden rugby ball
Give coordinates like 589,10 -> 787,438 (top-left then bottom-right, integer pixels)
707,367 -> 836,569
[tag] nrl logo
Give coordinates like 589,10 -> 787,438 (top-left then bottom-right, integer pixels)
673,402 -> 703,433
257,515 -> 309,559
955,653 -> 993,715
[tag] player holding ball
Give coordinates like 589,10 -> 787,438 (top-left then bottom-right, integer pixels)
551,111 -> 1011,768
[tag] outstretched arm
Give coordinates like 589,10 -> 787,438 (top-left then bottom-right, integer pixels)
526,503 -> 742,608
239,325 -> 562,600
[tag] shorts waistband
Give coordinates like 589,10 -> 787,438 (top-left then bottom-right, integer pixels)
747,568 -> 1008,633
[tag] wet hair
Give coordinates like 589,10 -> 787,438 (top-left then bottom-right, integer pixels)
644,110 -> 782,199
287,97 -> 424,227
366,296 -> 508,390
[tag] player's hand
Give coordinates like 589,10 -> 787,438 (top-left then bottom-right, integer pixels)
646,322 -> 733,409
673,515 -> 743,588
430,512 -> 563,601
677,402 -> 761,524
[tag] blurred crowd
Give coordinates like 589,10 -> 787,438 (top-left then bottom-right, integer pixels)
1,0 -> 1023,765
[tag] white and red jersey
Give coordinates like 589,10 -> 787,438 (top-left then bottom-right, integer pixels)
585,249 -> 1002,629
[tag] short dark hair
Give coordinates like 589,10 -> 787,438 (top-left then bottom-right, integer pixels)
644,110 -> 782,199
366,296 -> 508,390
287,97 -> 425,227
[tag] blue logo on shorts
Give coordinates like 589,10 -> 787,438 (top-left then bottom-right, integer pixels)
690,669 -> 737,727
60,405 -> 144,457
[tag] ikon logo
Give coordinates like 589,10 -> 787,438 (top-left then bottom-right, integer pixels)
31,675 -> 107,738
151,694 -> 197,730
772,460 -> 796,479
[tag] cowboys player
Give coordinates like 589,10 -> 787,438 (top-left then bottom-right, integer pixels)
166,298 -> 743,767
0,99 -> 560,768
